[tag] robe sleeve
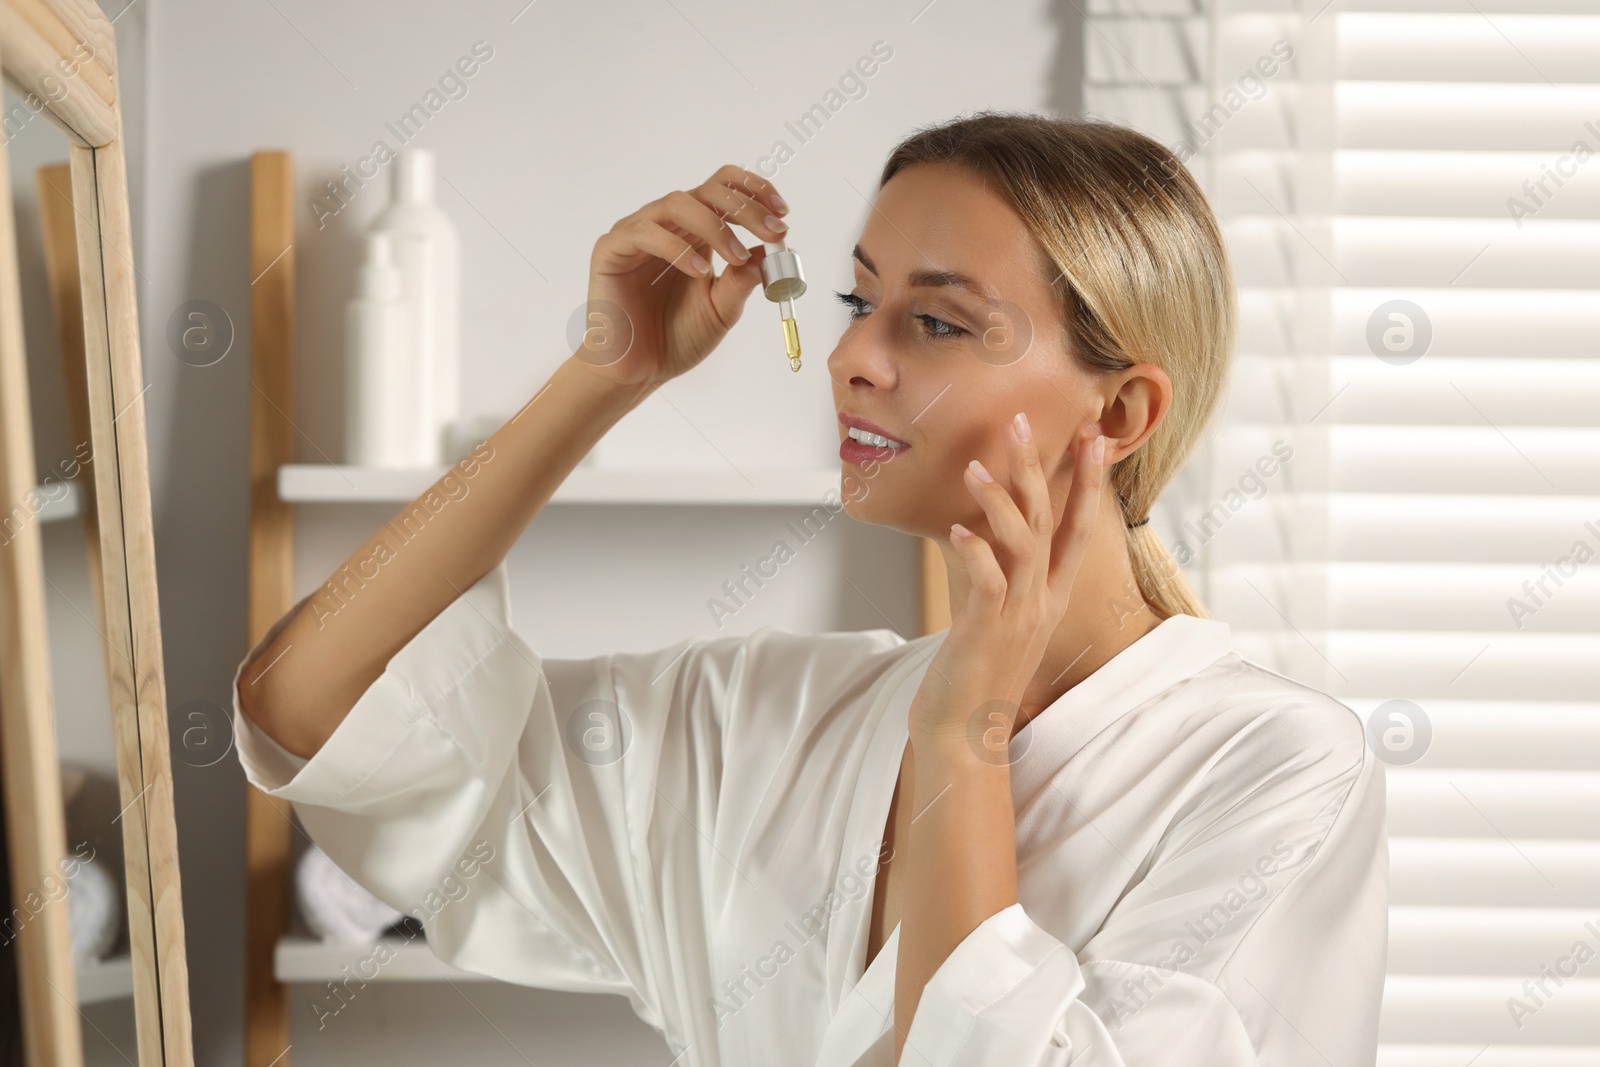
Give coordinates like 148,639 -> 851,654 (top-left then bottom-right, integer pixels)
895,701 -> 1388,1067
229,557 -> 755,1031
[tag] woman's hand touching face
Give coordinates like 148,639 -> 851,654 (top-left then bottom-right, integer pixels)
579,165 -> 792,391
909,412 -> 1106,745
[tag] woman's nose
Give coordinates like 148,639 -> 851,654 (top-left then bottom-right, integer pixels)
827,321 -> 899,391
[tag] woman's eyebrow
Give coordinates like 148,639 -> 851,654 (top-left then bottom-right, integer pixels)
852,243 -> 994,299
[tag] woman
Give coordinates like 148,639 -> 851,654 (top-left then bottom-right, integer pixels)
233,111 -> 1387,1065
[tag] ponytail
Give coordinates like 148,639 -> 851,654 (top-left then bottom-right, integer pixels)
1126,523 -> 1208,620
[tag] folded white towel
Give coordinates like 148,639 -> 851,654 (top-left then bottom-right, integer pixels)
294,843 -> 404,944
68,855 -> 120,965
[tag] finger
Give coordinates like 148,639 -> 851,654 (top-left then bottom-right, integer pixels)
964,456 -> 1036,608
1005,411 -> 1054,606
654,189 -> 751,269
949,523 -> 1006,616
710,164 -> 789,218
1046,426 -> 1106,597
696,178 -> 789,245
707,249 -> 766,327
626,219 -> 712,280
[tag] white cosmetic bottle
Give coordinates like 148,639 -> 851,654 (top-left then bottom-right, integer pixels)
345,233 -> 428,467
368,148 -> 460,462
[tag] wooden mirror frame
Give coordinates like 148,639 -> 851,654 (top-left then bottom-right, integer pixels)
0,1 -> 192,1064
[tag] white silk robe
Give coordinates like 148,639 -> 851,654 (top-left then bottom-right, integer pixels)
231,559 -> 1387,1066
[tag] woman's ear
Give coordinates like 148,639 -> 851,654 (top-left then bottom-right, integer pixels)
1097,365 -> 1172,463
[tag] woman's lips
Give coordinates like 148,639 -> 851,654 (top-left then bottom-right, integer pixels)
838,414 -> 907,443
836,413 -> 910,466
839,436 -> 909,465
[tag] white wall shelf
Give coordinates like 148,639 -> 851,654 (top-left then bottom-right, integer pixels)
274,933 -> 492,983
278,464 -> 842,506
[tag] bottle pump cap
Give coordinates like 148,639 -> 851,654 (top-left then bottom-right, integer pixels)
393,149 -> 434,204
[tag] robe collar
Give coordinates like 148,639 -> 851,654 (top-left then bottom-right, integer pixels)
816,611 -> 1234,1065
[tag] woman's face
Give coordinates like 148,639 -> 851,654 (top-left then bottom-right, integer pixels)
828,162 -> 1104,542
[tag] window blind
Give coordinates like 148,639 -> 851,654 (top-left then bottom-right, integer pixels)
1087,0 -> 1600,1061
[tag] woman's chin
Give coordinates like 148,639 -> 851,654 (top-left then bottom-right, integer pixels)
835,494 -> 921,537
836,492 -> 877,525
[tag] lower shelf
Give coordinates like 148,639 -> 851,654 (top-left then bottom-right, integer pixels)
36,479 -> 82,523
76,952 -> 132,1004
275,933 -> 494,983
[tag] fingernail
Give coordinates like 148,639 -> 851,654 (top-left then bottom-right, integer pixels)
1013,412 -> 1031,443
770,192 -> 790,215
951,523 -> 971,539
689,252 -> 711,274
730,243 -> 751,262
968,459 -> 993,483
1092,435 -> 1106,463
765,214 -> 788,233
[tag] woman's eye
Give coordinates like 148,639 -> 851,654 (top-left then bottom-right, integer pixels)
833,290 -> 964,341
833,290 -> 872,320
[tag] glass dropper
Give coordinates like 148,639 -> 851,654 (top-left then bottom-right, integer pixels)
761,239 -> 806,373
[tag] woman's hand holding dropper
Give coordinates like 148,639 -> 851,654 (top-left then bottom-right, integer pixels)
580,164 -> 792,391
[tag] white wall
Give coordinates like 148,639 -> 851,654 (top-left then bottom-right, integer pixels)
136,0 -> 1082,1061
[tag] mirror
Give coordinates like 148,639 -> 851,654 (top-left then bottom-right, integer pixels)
1,105 -> 139,1061
0,2 -> 192,1064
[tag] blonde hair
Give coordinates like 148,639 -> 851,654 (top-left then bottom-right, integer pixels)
879,110 -> 1237,620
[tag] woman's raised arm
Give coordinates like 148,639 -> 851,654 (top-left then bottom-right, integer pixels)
237,164 -> 790,760
237,357 -> 647,759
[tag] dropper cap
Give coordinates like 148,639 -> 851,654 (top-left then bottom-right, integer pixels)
760,239 -> 806,302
